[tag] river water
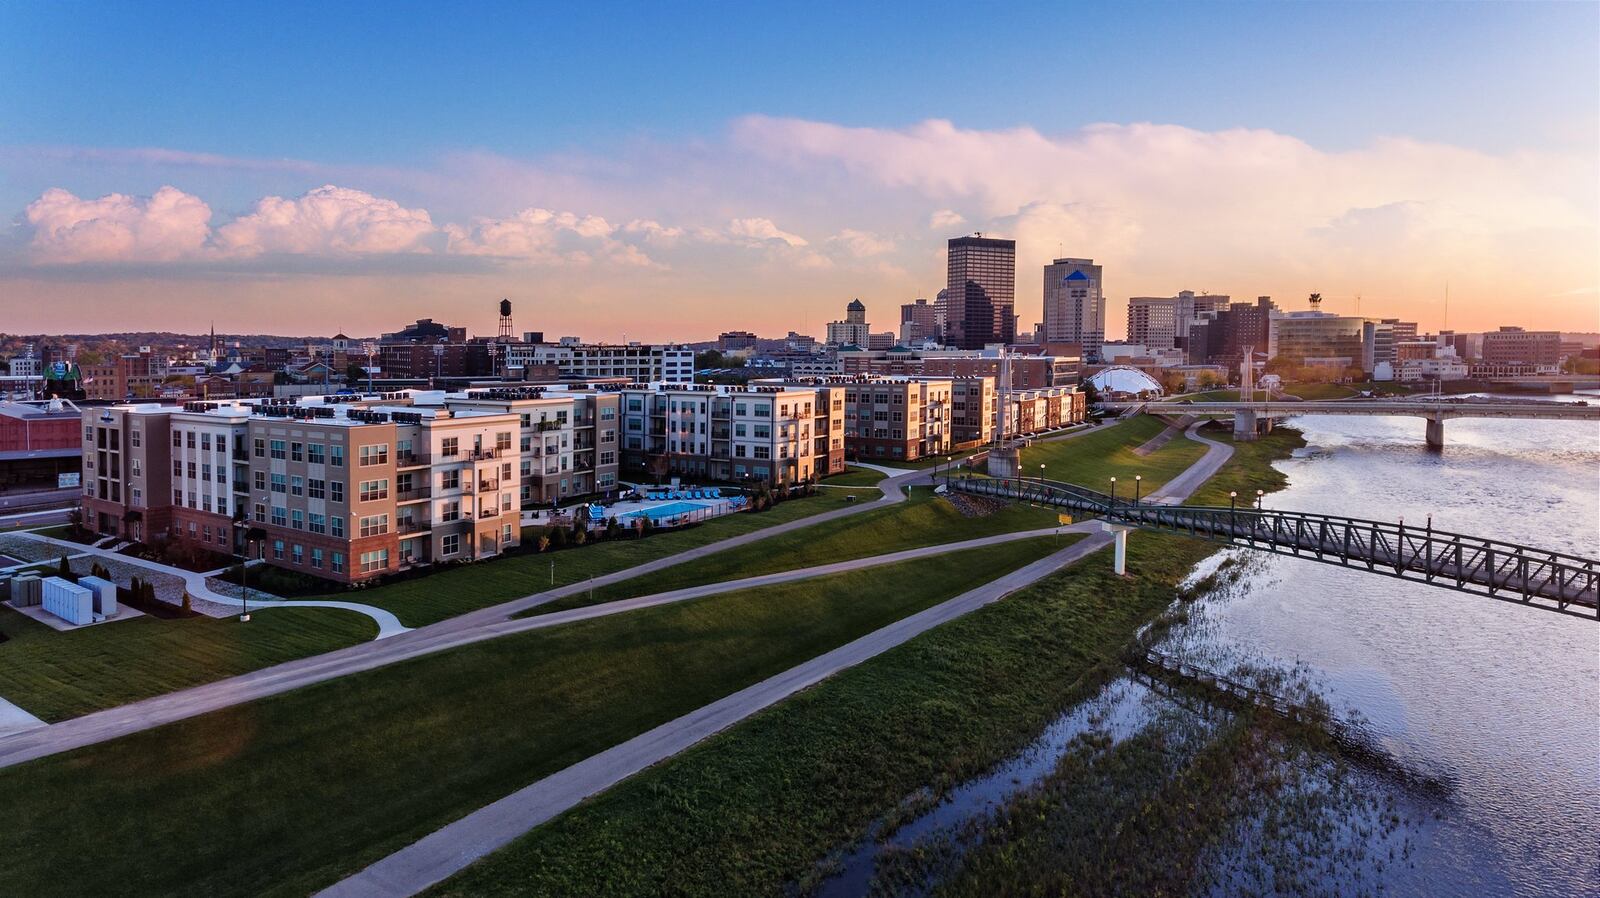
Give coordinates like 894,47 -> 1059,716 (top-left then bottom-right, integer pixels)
814,395 -> 1599,896
1175,395 -> 1600,897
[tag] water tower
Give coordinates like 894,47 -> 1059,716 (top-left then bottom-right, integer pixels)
498,298 -> 514,341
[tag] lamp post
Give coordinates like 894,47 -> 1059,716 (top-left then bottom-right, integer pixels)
1109,476 -> 1117,505
1229,490 -> 1237,512
1039,463 -> 1046,486
1255,488 -> 1264,510
1134,474 -> 1142,505
233,520 -> 252,623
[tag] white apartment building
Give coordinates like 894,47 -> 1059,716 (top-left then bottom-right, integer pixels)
502,340 -> 695,383
618,382 -> 845,484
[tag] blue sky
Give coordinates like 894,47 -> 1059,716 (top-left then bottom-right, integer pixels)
1,1 -> 1595,337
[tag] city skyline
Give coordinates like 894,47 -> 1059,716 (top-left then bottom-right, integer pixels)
2,2 -> 1596,340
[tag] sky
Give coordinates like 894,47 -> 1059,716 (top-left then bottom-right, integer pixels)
1,0 -> 1596,342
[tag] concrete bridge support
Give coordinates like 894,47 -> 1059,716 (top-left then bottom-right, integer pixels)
1425,415 -> 1445,451
1099,522 -> 1135,574
1233,409 -> 1259,442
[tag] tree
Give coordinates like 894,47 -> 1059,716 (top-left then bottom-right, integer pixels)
345,361 -> 368,383
57,554 -> 71,578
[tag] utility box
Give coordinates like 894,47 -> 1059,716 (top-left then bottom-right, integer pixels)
41,576 -> 93,626
0,573 -> 12,601
78,575 -> 118,618
11,574 -> 42,607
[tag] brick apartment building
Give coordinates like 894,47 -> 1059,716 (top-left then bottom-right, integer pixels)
618,382 -> 846,484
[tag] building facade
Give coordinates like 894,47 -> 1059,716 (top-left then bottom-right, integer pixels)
946,236 -> 1016,349
1042,258 -> 1105,361
501,341 -> 694,383
618,382 -> 845,485
1481,327 -> 1561,370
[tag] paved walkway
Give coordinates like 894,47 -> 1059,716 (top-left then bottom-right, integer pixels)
13,532 -> 412,638
318,425 -> 1239,898
0,469 -> 929,770
316,533 -> 1114,898
0,695 -> 45,738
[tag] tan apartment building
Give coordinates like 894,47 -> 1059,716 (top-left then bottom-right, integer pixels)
619,382 -> 845,484
831,376 -> 954,462
437,385 -> 622,506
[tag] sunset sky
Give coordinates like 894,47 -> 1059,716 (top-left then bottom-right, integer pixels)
2,1 -> 1596,341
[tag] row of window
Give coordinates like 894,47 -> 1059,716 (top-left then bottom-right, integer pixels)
256,472 -> 346,502
257,438 -> 343,466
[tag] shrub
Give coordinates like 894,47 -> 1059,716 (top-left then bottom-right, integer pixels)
549,526 -> 569,549
536,534 -> 551,553
57,554 -> 72,578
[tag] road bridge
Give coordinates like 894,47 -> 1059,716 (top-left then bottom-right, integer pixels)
1099,399 -> 1600,448
948,476 -> 1599,618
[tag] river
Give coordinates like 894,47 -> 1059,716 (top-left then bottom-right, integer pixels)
814,396 -> 1599,896
1175,395 -> 1600,897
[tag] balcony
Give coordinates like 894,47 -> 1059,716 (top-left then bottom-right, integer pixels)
478,507 -> 500,519
477,479 -> 499,493
396,485 -> 432,502
396,518 -> 431,534
396,452 -> 429,469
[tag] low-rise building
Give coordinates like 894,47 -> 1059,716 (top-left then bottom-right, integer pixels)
617,382 -> 845,484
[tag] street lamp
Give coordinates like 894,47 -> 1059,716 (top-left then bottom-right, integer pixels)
1229,490 -> 1238,512
1109,476 -> 1117,505
1039,463 -> 1046,485
232,519 -> 253,623
1134,474 -> 1142,505
1254,488 -> 1264,510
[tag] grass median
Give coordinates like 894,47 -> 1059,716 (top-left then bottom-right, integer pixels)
1021,415 -> 1208,494
819,466 -> 888,487
306,486 -> 880,627
530,486 -> 1063,614
428,532 -> 1215,898
0,536 -> 1063,898
1183,425 -> 1307,507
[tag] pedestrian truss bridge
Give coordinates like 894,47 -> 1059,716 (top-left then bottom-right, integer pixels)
948,476 -> 1599,619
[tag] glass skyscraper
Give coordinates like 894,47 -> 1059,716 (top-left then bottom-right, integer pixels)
945,236 -> 1016,349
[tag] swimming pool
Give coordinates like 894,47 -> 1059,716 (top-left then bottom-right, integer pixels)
620,501 -> 710,521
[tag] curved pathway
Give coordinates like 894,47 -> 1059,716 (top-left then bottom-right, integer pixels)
13,532 -> 411,638
319,424 -> 1240,898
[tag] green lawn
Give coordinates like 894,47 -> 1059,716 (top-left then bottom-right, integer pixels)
532,486 -> 1066,613
0,606 -> 375,721
1020,415 -> 1208,496
1183,425 -> 1307,507
819,466 -> 887,487
428,533 -> 1217,898
1278,382 -> 1358,400
0,539 -> 1060,898
305,488 -> 880,627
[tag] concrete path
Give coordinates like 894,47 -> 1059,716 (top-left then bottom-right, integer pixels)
13,532 -> 412,638
318,427 -> 1240,898
0,695 -> 45,738
316,532 -> 1114,898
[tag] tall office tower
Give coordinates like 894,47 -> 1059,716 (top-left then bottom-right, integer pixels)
900,298 -> 939,344
932,288 -> 950,341
1042,258 -> 1105,360
1126,296 -> 1181,350
945,235 -> 1017,349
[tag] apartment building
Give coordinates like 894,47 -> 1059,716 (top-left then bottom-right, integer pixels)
82,394 -> 522,584
503,340 -> 694,383
951,377 -> 997,445
618,382 -> 845,484
1480,327 -> 1561,370
832,376 -> 954,461
837,348 -> 1081,389
439,385 -> 621,506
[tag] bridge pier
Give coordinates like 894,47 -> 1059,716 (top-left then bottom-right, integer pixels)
986,445 -> 1021,479
1425,415 -> 1445,451
1099,522 -> 1136,574
1233,409 -> 1259,442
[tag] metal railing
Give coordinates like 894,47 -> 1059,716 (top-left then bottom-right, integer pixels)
949,475 -> 1599,618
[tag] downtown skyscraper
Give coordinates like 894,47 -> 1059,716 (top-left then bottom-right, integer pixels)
945,235 -> 1016,349
1042,257 -> 1105,361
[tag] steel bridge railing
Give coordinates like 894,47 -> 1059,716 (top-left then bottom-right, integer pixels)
948,475 -> 1600,619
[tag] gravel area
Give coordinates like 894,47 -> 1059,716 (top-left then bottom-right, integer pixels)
0,535 -> 83,564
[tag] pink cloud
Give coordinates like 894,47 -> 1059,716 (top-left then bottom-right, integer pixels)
24,185 -> 212,263
214,185 -> 436,256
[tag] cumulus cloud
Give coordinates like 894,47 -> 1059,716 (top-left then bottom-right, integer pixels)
25,186 -> 212,263
727,217 -> 809,247
929,208 -> 965,229
445,207 -> 658,267
214,185 -> 436,256
827,228 -> 895,257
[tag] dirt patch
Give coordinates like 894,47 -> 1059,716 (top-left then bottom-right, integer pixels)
943,492 -> 1010,518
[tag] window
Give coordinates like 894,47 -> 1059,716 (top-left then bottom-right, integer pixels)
331,552 -> 346,574
310,548 -> 324,569
292,544 -> 304,565
440,470 -> 460,490
270,473 -> 287,493
254,503 -> 266,523
331,516 -> 345,538
440,437 -> 459,457
291,509 -> 304,530
290,441 -> 303,462
186,432 -> 196,449
173,489 -> 183,505
253,437 -> 266,458
271,506 -> 287,527
495,431 -> 513,452
440,500 -> 460,522
358,514 -> 390,537
330,481 -> 344,503
272,539 -> 285,560
309,512 -> 327,534
330,445 -> 344,467
359,479 -> 389,502
270,439 -> 286,460
359,444 -> 389,466
359,548 -> 389,573
217,497 -> 228,516
291,475 -> 304,497
201,433 -> 211,451
599,450 -> 616,466
173,460 -> 183,477
754,446 -> 771,459
308,478 -> 325,499
441,534 -> 460,555
130,429 -> 141,448
307,443 -> 325,465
